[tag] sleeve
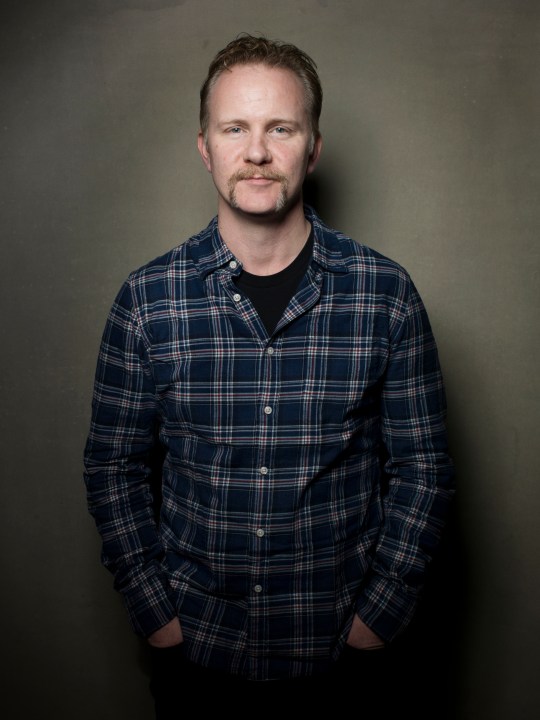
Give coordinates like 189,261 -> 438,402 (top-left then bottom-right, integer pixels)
83,279 -> 177,637
355,274 -> 455,642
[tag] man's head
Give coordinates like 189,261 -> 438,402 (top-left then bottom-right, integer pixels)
199,33 -> 323,149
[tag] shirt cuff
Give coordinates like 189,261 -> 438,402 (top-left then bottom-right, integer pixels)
354,575 -> 419,643
120,570 -> 178,638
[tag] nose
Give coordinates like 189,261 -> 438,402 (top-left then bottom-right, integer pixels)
243,130 -> 271,165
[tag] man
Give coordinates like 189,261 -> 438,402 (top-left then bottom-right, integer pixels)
84,34 -> 455,716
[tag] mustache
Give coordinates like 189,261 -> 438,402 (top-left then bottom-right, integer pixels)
229,168 -> 288,183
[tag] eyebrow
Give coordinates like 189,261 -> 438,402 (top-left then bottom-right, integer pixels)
216,118 -> 302,128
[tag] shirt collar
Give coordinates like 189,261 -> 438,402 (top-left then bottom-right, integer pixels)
191,205 -> 349,279
305,205 -> 349,275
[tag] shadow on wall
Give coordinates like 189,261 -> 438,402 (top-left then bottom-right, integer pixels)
304,167 -> 348,229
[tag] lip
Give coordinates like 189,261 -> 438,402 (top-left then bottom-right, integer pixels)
241,177 -> 276,185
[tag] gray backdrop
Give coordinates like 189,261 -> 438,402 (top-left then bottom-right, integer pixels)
1,1 -> 538,718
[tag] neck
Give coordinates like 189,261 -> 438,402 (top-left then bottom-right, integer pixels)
217,201 -> 310,276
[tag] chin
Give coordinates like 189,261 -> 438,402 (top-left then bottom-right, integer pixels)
233,194 -> 291,217
237,205 -> 289,220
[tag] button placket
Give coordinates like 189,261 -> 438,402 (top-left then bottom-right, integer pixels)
251,337 -> 279,609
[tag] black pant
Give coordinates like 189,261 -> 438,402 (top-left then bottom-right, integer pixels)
149,644 -> 403,718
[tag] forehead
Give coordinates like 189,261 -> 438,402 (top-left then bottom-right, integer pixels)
207,63 -> 308,120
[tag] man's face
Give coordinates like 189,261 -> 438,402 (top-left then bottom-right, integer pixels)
198,64 -> 321,219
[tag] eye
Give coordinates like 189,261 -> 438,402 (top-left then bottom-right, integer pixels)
226,126 -> 243,134
273,126 -> 289,135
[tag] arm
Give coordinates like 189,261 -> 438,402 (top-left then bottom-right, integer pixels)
355,276 -> 455,643
83,279 -> 178,638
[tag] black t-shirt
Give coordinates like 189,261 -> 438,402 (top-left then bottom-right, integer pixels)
235,228 -> 314,335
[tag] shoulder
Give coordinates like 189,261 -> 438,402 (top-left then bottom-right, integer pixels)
127,243 -> 188,286
121,218 -> 218,303
308,207 -> 413,292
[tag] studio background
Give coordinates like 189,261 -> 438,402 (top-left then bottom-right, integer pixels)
1,1 -> 538,718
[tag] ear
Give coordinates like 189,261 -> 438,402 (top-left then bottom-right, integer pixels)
197,131 -> 212,172
306,133 -> 323,175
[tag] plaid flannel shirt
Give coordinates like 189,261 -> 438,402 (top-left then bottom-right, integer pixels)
84,206 -> 454,680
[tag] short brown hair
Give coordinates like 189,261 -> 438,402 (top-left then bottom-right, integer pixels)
199,33 -> 323,143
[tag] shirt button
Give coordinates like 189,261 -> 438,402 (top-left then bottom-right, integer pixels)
259,466 -> 268,475
266,347 -> 274,355
233,293 -> 241,302
256,529 -> 265,537
263,406 -> 272,415
254,585 -> 263,593
229,260 -> 238,269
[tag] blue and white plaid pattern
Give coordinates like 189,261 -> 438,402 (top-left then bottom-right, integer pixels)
84,207 -> 454,680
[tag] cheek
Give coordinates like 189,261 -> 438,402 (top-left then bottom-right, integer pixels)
278,146 -> 310,171
283,158 -> 310,183
212,147 -> 240,174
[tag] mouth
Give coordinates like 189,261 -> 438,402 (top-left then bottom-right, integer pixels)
228,171 -> 290,211
241,176 -> 276,184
